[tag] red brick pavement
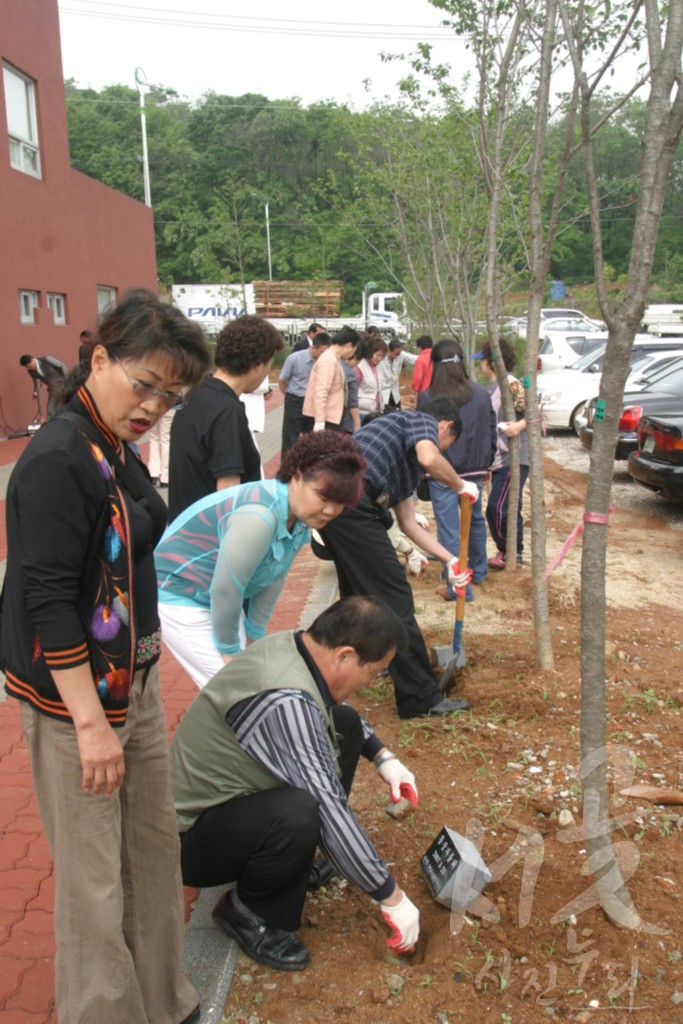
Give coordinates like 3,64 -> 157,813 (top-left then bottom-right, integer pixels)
0,554 -> 321,1022
0,412 -> 326,1023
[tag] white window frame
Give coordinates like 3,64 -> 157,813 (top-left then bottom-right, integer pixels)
47,292 -> 67,325
19,289 -> 39,324
97,285 -> 117,313
3,63 -> 41,178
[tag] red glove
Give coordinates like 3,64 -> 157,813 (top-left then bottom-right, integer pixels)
446,557 -> 473,596
376,755 -> 418,806
381,891 -> 420,953
458,480 -> 479,503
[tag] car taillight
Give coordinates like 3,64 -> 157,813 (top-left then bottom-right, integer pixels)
618,406 -> 643,431
537,357 -> 542,371
639,422 -> 683,451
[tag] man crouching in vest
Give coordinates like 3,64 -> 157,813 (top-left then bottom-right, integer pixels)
170,595 -> 420,970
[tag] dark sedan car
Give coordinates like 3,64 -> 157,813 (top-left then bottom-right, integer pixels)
579,357 -> 683,459
628,414 -> 683,499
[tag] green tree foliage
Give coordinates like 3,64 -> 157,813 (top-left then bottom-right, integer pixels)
63,79 -> 683,305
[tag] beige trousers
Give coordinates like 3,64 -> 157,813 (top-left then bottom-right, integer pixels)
21,665 -> 198,1024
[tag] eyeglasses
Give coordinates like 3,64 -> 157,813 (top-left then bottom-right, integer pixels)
113,356 -> 187,410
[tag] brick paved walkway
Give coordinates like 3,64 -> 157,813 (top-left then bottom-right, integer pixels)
0,393 -> 327,1022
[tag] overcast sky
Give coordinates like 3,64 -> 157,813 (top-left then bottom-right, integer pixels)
56,0 -> 468,108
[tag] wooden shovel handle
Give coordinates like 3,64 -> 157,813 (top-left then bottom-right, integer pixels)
455,492 -> 472,622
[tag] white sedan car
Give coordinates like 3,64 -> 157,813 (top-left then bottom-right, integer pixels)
539,347 -> 683,431
537,326 -> 607,372
514,308 -> 605,340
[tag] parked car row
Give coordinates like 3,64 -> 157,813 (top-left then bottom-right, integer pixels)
471,303 -> 682,501
628,413 -> 683,499
579,355 -> 683,457
576,356 -> 683,500
538,338 -> 683,432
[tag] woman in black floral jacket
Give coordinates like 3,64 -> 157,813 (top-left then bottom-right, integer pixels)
1,290 -> 210,1024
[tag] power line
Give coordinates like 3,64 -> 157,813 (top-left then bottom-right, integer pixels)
59,1 -> 455,41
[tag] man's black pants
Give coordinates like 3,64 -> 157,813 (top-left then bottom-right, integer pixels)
281,393 -> 312,455
179,705 -> 364,931
319,492 -> 443,718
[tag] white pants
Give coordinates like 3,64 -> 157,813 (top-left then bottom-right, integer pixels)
147,408 -> 175,483
158,602 -> 246,689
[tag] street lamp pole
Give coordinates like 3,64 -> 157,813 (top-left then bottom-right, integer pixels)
134,67 -> 152,208
264,199 -> 273,281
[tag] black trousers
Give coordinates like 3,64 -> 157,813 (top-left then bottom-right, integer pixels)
319,492 -> 442,718
281,393 -> 313,455
179,704 -> 364,931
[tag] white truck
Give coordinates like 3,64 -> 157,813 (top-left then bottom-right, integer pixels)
641,304 -> 683,336
170,281 -> 409,342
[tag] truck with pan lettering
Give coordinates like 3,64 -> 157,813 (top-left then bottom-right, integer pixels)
171,281 -> 409,342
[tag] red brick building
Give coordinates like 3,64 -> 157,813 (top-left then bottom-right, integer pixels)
1,0 -> 157,431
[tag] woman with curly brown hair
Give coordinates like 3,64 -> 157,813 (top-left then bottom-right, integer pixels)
155,432 -> 366,688
168,314 -> 284,519
2,289 -> 212,1024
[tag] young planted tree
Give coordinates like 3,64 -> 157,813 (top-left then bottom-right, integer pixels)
558,0 -> 683,929
331,102 -> 494,339
427,0 -> 561,673
521,0 -> 576,669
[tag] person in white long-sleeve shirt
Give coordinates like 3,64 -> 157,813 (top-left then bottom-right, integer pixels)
377,339 -> 417,410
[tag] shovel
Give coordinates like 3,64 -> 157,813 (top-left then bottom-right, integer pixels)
438,493 -> 472,693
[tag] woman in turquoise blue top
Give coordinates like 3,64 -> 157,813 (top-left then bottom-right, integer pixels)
155,432 -> 365,687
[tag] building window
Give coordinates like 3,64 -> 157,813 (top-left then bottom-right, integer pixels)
97,285 -> 117,313
47,292 -> 67,325
19,289 -> 39,324
3,64 -> 41,178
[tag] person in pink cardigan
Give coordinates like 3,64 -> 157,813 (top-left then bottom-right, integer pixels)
303,327 -> 360,431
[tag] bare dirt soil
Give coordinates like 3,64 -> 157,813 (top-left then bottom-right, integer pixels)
223,445 -> 683,1024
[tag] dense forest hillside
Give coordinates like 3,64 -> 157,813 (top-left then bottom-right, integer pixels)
64,81 -> 683,326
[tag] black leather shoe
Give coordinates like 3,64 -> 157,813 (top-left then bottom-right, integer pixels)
212,890 -> 310,971
180,1007 -> 200,1024
307,855 -> 336,891
424,698 -> 471,716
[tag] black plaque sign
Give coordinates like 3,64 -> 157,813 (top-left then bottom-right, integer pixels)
420,826 -> 492,909
421,828 -> 462,898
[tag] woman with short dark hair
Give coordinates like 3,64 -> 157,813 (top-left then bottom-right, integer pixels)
479,340 -> 529,568
355,334 -> 388,420
303,327 -> 360,431
1,289 -> 211,1024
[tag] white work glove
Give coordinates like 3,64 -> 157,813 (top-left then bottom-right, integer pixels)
458,480 -> 479,503
381,891 -> 420,953
313,422 -> 325,432
404,547 -> 430,577
446,557 -> 473,591
375,753 -> 418,806
414,512 -> 430,530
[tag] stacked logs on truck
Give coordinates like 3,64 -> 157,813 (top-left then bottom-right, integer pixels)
253,280 -> 342,319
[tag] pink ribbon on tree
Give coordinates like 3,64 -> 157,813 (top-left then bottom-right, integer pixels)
542,510 -> 611,581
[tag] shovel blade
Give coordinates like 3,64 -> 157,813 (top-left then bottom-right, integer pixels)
438,643 -> 467,694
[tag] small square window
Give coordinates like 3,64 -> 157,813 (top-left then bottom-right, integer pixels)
47,292 -> 67,325
19,289 -> 39,324
3,64 -> 41,179
97,285 -> 117,313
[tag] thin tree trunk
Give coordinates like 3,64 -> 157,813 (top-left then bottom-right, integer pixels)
559,0 -> 683,930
